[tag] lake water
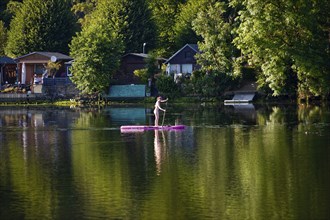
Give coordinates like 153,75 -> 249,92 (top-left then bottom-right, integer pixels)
0,103 -> 329,219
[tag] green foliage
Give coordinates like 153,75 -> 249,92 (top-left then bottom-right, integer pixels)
69,0 -> 125,95
122,0 -> 156,53
0,21 -> 7,56
134,69 -> 148,83
0,0 -> 23,28
149,0 -> 185,57
156,74 -> 181,98
5,0 -> 77,57
185,70 -> 236,98
233,0 -> 330,98
71,0 -> 97,25
145,52 -> 160,78
192,1 -> 240,77
46,61 -> 61,78
173,0 -> 205,48
134,53 -> 160,83
1,0 -> 329,100
74,0 -> 156,54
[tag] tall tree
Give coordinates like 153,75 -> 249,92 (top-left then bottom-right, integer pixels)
71,0 -> 97,25
149,0 -> 186,57
0,0 -> 23,27
173,0 -> 205,48
5,0 -> 77,57
233,0 -> 330,98
193,1 -> 240,75
0,1 -> 9,26
69,0 -> 125,95
0,20 -> 7,56
122,0 -> 157,54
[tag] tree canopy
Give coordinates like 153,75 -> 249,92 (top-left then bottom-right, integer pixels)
0,0 -> 23,28
69,0 -> 125,95
149,0 -> 186,57
5,0 -> 77,57
233,0 -> 330,97
193,1 -> 239,75
0,0 -> 329,98
174,0 -> 204,49
122,0 -> 157,54
0,21 -> 7,56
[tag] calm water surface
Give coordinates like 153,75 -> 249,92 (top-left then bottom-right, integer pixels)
0,104 -> 329,219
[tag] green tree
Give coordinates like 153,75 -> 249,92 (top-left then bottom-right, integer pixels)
5,0 -> 77,57
122,0 -> 157,53
156,74 -> 181,98
46,60 -> 61,78
0,0 -> 20,27
134,53 -> 160,83
71,0 -> 97,25
134,69 -> 148,83
192,1 -> 240,76
173,0 -> 205,48
145,52 -> 160,78
233,0 -> 330,98
69,0 -> 125,95
0,20 -> 7,56
149,0 -> 185,57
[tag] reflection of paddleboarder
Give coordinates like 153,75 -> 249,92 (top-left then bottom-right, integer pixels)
154,130 -> 166,175
154,96 -> 168,126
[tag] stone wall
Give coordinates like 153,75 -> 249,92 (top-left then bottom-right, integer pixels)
42,84 -> 79,98
42,78 -> 80,98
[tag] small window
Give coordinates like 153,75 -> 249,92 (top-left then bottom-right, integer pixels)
182,64 -> 193,74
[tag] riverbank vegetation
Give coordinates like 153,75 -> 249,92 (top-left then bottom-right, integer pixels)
0,0 -> 329,101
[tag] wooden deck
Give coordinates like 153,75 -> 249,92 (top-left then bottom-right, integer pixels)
224,81 -> 258,103
224,92 -> 256,103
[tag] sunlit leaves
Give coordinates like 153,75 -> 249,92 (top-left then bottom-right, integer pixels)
234,0 -> 330,98
0,20 -> 7,56
193,1 -> 239,77
173,0 -> 205,48
69,0 -> 125,95
149,0 -> 185,57
123,0 -> 156,53
5,0 -> 76,57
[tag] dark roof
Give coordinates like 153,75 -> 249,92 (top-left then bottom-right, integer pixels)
188,44 -> 199,51
0,56 -> 16,64
122,53 -> 166,61
165,44 -> 200,64
15,52 -> 72,61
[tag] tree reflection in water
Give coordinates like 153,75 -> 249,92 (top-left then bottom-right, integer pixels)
0,104 -> 330,219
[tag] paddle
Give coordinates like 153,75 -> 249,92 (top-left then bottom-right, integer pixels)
161,101 -> 168,126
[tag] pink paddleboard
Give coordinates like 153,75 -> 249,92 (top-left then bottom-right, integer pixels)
120,125 -> 185,132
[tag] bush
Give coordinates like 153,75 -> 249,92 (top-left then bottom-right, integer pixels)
182,70 -> 239,98
134,69 -> 148,83
155,75 -> 181,98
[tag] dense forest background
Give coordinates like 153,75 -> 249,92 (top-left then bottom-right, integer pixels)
0,0 -> 329,98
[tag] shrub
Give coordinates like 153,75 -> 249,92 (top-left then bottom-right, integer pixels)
155,75 -> 181,98
134,69 -> 148,83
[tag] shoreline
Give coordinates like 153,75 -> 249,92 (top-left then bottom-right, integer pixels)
0,95 -> 328,108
